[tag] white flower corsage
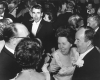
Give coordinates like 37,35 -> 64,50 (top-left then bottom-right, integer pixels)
74,59 -> 84,68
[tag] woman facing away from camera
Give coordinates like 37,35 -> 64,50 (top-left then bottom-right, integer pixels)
46,28 -> 79,80
10,38 -> 51,80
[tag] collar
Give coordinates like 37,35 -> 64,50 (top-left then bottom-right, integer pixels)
5,45 -> 14,54
95,27 -> 99,32
66,10 -> 73,13
79,47 -> 94,60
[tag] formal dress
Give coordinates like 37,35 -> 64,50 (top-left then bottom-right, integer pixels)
72,47 -> 100,80
10,67 -> 51,80
0,46 -> 22,80
94,27 -> 100,49
50,49 -> 76,80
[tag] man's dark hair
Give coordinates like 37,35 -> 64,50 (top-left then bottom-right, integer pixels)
3,23 -> 18,42
31,4 -> 43,12
84,26 -> 95,44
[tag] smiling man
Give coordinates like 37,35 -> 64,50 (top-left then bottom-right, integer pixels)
72,26 -> 100,80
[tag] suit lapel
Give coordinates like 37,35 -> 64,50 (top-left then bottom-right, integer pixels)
36,20 -> 43,35
2,46 -> 14,59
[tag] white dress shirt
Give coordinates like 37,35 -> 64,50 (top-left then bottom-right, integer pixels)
78,47 -> 94,60
5,45 -> 14,54
32,19 -> 42,36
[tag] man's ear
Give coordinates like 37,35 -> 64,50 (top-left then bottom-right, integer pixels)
87,40 -> 92,47
4,8 -> 5,11
41,12 -> 43,16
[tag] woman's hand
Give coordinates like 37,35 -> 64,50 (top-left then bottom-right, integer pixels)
48,64 -> 61,73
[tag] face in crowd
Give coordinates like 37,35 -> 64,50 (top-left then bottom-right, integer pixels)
74,27 -> 93,54
87,17 -> 98,30
0,4 -> 5,14
31,7 -> 43,22
58,36 -> 72,55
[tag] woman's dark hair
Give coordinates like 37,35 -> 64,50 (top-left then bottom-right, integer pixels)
14,38 -> 42,69
44,11 -> 54,22
56,27 -> 75,44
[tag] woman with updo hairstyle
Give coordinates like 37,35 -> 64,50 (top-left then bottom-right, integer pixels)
11,38 -> 51,80
14,38 -> 42,70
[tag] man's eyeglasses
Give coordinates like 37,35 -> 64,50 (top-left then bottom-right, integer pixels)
14,35 -> 30,39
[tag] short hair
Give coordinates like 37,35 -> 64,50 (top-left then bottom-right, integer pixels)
82,26 -> 95,43
0,1 -> 5,8
14,38 -> 42,69
31,4 -> 43,12
56,27 -> 74,44
68,15 -> 84,31
3,23 -> 18,42
0,1 -> 9,14
87,15 -> 100,26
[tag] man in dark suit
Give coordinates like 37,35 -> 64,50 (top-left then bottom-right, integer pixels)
72,26 -> 100,80
0,23 -> 29,80
0,1 -> 16,22
23,4 -> 54,53
23,4 -> 54,72
87,15 -> 100,49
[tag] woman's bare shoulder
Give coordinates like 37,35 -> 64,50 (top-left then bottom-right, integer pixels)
15,71 -> 46,80
32,72 -> 46,80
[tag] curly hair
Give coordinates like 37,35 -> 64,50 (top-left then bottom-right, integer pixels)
56,27 -> 75,44
14,38 -> 42,69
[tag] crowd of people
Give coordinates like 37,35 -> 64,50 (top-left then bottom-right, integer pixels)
0,0 -> 100,80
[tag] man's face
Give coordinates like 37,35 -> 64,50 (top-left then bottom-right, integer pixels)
87,17 -> 97,30
0,4 -> 5,14
62,3 -> 67,10
97,8 -> 100,16
74,28 -> 89,54
87,4 -> 92,9
32,8 -> 43,22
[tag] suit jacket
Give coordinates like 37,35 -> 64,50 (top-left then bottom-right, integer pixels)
53,12 -> 73,30
3,12 -> 16,22
0,46 -> 22,80
94,28 -> 100,49
23,19 -> 54,72
23,19 -> 54,53
72,47 -> 100,80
